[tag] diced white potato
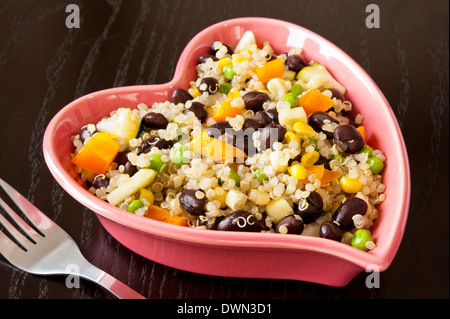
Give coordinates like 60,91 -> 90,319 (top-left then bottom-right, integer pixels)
270,150 -> 289,174
278,106 -> 307,126
301,223 -> 321,236
106,169 -> 157,206
265,197 -> 293,223
234,31 -> 256,53
296,62 -> 346,94
96,108 -> 141,145
267,78 -> 288,98
225,190 -> 248,211
248,189 -> 271,206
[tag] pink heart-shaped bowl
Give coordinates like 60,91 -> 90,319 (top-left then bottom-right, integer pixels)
43,17 -> 410,286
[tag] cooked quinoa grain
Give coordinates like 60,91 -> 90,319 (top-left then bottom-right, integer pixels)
71,31 -> 386,252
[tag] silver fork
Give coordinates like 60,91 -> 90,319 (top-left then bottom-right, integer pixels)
0,178 -> 146,299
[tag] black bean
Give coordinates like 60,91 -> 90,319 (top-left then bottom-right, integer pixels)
198,216 -> 222,230
198,77 -> 219,94
329,88 -> 346,102
198,55 -> 218,64
319,221 -> 343,242
265,108 -> 279,123
265,53 -> 277,61
122,161 -> 137,176
91,175 -> 109,189
233,134 -> 251,155
201,216 -> 223,230
333,197 -> 368,231
79,126 -> 93,143
256,213 -> 270,231
341,111 -> 355,126
288,153 -> 302,166
142,112 -> 169,130
171,88 -> 193,105
240,111 -> 272,135
275,215 -> 304,235
242,118 -> 260,132
286,54 -> 307,72
216,210 -> 258,232
259,122 -> 286,151
184,101 -> 207,123
251,111 -> 272,127
333,124 -> 365,154
210,43 -> 234,56
179,189 -> 207,216
114,152 -> 137,176
114,151 -> 129,166
315,156 -> 331,170
294,191 -> 323,224
139,136 -> 172,153
308,112 -> 339,139
206,121 -> 232,138
242,91 -> 271,112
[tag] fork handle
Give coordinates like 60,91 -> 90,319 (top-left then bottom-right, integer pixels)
78,260 -> 146,299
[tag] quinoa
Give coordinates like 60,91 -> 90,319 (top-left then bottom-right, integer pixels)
71,31 -> 386,252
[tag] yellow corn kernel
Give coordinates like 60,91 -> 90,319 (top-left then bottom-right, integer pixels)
139,188 -> 154,206
301,151 -> 320,166
191,88 -> 201,98
339,176 -> 363,193
233,56 -> 250,63
293,121 -> 315,138
213,187 -> 228,208
288,164 -> 309,180
218,58 -> 232,70
284,132 -> 300,145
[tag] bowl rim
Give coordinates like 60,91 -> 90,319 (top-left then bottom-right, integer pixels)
43,17 -> 411,272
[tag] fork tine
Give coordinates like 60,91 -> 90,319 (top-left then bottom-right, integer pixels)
0,210 -> 31,250
0,178 -> 56,232
0,229 -> 25,262
0,197 -> 40,240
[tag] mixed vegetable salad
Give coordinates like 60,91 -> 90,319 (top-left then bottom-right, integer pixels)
71,31 -> 386,252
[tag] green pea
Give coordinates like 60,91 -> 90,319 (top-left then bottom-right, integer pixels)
149,153 -> 167,175
128,199 -> 144,213
330,154 -> 344,164
229,168 -> 240,187
359,145 -> 373,158
254,168 -> 268,183
309,139 -> 318,151
282,92 -> 299,108
223,65 -> 235,80
368,156 -> 384,174
290,83 -> 304,96
172,145 -> 191,166
351,229 -> 374,251
219,82 -> 231,94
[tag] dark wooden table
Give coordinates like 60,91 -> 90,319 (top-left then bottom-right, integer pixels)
0,0 -> 448,302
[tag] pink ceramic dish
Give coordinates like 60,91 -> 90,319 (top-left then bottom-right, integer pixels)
43,18 -> 410,287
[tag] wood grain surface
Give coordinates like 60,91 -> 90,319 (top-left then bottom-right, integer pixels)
0,0 -> 448,300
